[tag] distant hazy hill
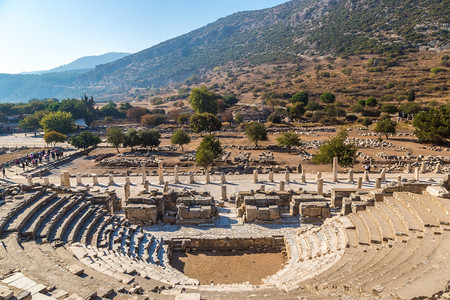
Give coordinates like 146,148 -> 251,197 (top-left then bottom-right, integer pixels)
25,52 -> 131,74
1,0 -> 449,102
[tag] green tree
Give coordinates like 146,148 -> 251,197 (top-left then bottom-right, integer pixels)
106,127 -> 125,153
19,111 -> 46,131
123,128 -> 141,150
374,115 -> 397,139
320,92 -> 336,104
312,130 -> 357,167
413,106 -> 450,144
139,129 -> 161,150
291,91 -> 309,106
234,113 -> 244,124
365,97 -> 378,107
381,104 -> 398,114
43,131 -> 67,147
276,131 -> 301,154
141,114 -> 167,126
100,102 -> 123,118
289,102 -> 305,120
126,107 -> 148,122
69,131 -> 101,150
357,99 -> 366,107
245,121 -> 268,147
407,89 -> 416,102
190,113 -> 222,134
188,86 -> 218,114
362,117 -> 373,128
171,129 -> 191,151
195,135 -> 223,167
40,111 -> 74,134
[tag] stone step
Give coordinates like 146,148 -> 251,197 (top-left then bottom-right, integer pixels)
394,192 -> 440,228
347,213 -> 371,245
375,202 -> 408,237
358,210 -> 383,244
366,206 -> 395,241
52,202 -> 87,242
81,211 -> 106,245
68,207 -> 97,243
21,195 -> 68,239
92,215 -> 115,247
424,192 -> 450,213
3,191 -> 56,233
384,196 -> 423,232
408,193 -> 450,225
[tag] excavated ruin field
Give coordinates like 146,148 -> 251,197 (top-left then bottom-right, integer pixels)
170,250 -> 286,285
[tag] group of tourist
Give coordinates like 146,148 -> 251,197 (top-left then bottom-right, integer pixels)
7,148 -> 65,171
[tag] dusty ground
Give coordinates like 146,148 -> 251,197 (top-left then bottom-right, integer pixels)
170,250 -> 286,285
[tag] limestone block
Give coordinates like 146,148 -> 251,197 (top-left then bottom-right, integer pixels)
257,207 -> 270,220
426,185 -> 450,198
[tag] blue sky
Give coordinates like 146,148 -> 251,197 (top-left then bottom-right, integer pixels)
0,0 -> 288,74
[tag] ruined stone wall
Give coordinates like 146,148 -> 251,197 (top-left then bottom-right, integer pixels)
170,236 -> 286,252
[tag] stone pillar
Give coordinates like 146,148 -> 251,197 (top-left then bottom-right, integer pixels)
143,180 -> 149,192
221,185 -> 227,201
220,172 -> 226,184
397,175 -> 402,182
164,181 -> 169,193
141,164 -> 146,184
434,164 -> 442,174
108,174 -> 115,186
269,171 -> 274,183
174,165 -> 179,184
357,177 -> 362,189
92,174 -> 99,186
189,172 -> 195,184
85,184 -> 90,194
285,170 -> 290,183
301,171 -> 306,183
414,166 -> 420,181
253,170 -> 258,183
317,178 -> 323,196
279,181 -> 285,192
60,174 -> 64,187
347,169 -> 354,183
27,175 -> 33,186
316,172 -> 322,182
363,171 -> 370,183
375,178 -> 382,189
332,157 -> 338,183
76,173 -> 82,186
63,171 -> 70,188
260,185 -> 265,191
125,176 -> 131,186
158,161 -> 164,185
405,163 -> 412,173
420,163 -> 427,174
297,163 -> 302,174
380,169 -> 386,182
205,171 -> 210,184
43,177 -> 50,185
124,180 -> 130,200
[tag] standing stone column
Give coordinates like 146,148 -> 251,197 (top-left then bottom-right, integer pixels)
414,166 -> 420,181
405,163 -> 412,173
332,157 -> 338,183
363,171 -> 370,183
260,185 -> 265,191
420,163 -> 427,174
301,171 -> 306,183
158,161 -> 164,185
76,173 -> 82,186
174,165 -> 179,184
279,181 -> 285,191
380,169 -> 386,182
141,164 -> 146,184
63,171 -> 70,188
221,185 -> 227,201
85,184 -> 90,194
124,179 -> 130,200
189,172 -> 195,184
347,169 -> 354,183
163,181 -> 169,193
285,170 -> 290,183
108,174 -> 115,186
357,177 -> 363,189
316,172 -> 322,182
317,178 -> 323,196
43,177 -> 50,185
92,174 -> 99,186
205,171 -> 210,184
397,175 -> 402,182
143,180 -> 149,192
297,163 -> 302,174
269,171 -> 274,183
434,164 -> 442,174
27,175 -> 33,186
253,170 -> 258,183
60,174 -> 65,187
375,178 -> 382,188
220,172 -> 226,184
